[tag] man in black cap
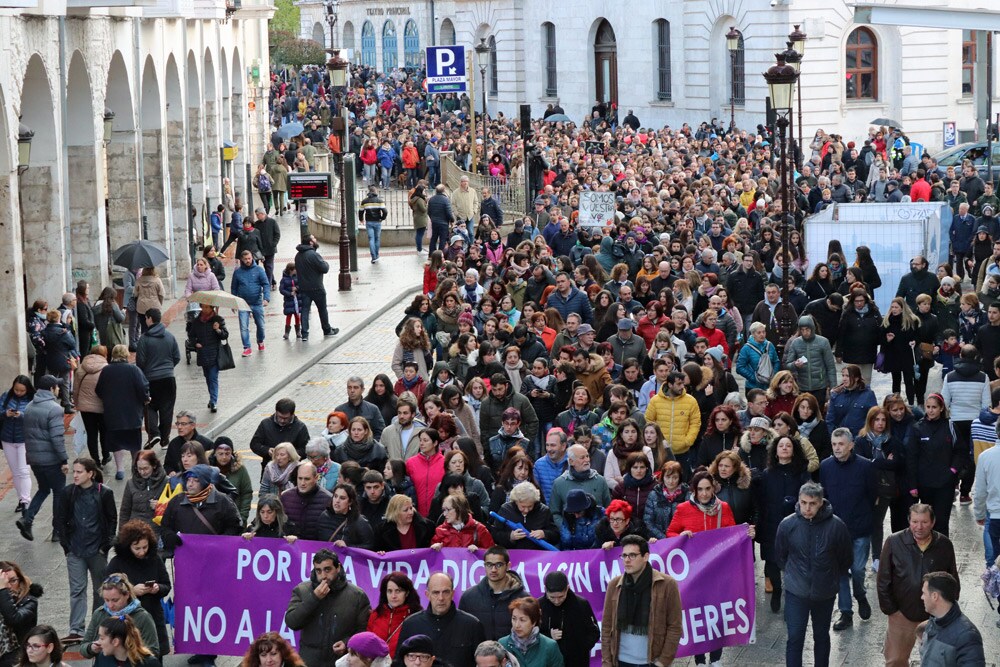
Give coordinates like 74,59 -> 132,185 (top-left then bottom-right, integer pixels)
610,318 -> 647,367
506,218 -> 528,248
538,570 -> 601,665
886,179 -> 903,203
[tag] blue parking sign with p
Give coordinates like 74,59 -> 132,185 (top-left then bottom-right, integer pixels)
425,45 -> 467,94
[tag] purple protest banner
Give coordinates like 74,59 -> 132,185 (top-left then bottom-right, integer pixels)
173,525 -> 755,663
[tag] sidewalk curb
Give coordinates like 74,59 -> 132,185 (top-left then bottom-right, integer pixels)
202,282 -> 421,440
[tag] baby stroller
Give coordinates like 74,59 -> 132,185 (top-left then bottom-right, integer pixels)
184,301 -> 201,364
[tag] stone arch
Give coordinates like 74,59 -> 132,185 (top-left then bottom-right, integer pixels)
186,50 -> 206,245
204,49 -> 221,215
440,18 -> 456,46
19,54 -> 65,302
0,82 -> 26,381
312,22 -> 325,46
344,21 -> 355,53
141,56 -> 171,286
105,50 -> 141,265
165,55 -> 190,278
66,50 -> 105,290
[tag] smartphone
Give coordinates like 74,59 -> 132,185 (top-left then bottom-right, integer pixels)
145,581 -> 156,587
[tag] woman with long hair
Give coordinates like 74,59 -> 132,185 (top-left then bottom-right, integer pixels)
73,345 -> 109,467
765,370 -> 800,419
188,304 -> 228,413
643,461 -> 688,539
488,450 -> 538,514
317,483 -> 375,549
118,451 -> 166,531
367,375 -> 399,428
1,376 -> 34,513
392,319 -> 432,382
604,419 -> 655,491
0,562 -> 41,667
610,452 -> 657,529
367,572 -> 422,657
240,632 -> 306,667
827,364 -> 878,436
709,450 -> 755,526
770,413 -> 821,473
103,521 -> 171,657
698,404 -> 743,468
640,421 -> 676,471
757,436 -> 810,613
905,394 -> 961,536
856,407 -> 907,557
879,297 -> 921,404
94,345 -> 149,479
93,287 -> 126,349
331,417 -> 388,473
804,263 -> 836,301
792,393 -> 832,465
243,495 -> 298,542
854,245 -> 882,295
14,624 -> 66,667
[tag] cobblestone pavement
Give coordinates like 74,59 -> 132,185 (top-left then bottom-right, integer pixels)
1,260 -> 999,665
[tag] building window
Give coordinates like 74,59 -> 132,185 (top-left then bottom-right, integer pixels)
488,35 -> 498,96
730,30 -> 745,106
963,30 -> 976,97
543,22 -> 557,97
845,27 -> 878,100
655,19 -> 671,101
343,21 -> 355,53
404,20 -> 421,69
361,21 -> 376,69
440,19 -> 456,46
382,21 -> 398,71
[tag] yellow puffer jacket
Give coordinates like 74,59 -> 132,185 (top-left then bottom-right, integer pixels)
644,387 -> 701,455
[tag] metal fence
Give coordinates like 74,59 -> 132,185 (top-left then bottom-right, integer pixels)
442,154 -> 527,218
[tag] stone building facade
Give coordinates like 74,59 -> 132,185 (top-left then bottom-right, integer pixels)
0,0 -> 272,383
298,0 -> 995,149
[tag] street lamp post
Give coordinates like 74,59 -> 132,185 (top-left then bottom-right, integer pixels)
726,26 -> 740,131
763,53 -> 799,353
326,49 -> 351,291
789,24 -> 808,170
781,42 -> 801,172
475,38 -> 490,173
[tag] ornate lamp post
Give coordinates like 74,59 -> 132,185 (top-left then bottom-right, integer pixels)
475,37 -> 490,172
17,123 -> 33,175
726,26 -> 741,131
763,54 -> 799,352
326,49 -> 351,291
780,42 -> 801,171
789,24 -> 807,170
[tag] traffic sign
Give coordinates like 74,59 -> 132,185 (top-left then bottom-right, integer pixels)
425,45 -> 467,94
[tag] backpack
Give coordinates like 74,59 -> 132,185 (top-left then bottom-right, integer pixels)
254,172 -> 272,192
27,316 -> 46,352
752,342 -> 773,384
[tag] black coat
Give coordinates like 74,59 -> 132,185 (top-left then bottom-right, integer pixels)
538,589 -> 601,666
94,361 -> 150,431
905,417 -> 962,490
837,307 -> 881,363
188,313 -> 228,368
375,514 -> 436,550
896,269 -> 939,310
803,298 -> 843,346
42,322 -> 77,374
315,511 -> 375,549
491,500 -> 559,549
105,545 -> 172,656
160,488 -> 243,554
773,499 -> 852,601
755,463 -> 811,560
59,482 -> 117,556
249,416 -> 311,464
396,605 -> 486,667
0,583 -> 41,644
293,243 -> 330,292
879,315 -> 918,372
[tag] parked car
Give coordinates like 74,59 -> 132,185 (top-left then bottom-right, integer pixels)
933,141 -> 1000,185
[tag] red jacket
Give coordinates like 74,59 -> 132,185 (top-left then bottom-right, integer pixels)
764,392 -> 797,420
394,376 -> 427,406
360,146 -> 378,165
637,315 -> 664,348
367,604 -> 414,656
402,146 -> 420,170
406,452 -> 445,516
666,499 -> 735,537
693,326 -> 728,356
910,178 -> 931,202
423,264 -> 439,295
432,517 -> 494,549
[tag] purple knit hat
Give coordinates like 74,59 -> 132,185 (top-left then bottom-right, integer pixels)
346,632 -> 389,658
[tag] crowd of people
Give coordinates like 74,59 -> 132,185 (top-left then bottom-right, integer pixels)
2,59 -> 1000,667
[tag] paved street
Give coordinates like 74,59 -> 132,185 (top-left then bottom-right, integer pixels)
0,231 -> 998,664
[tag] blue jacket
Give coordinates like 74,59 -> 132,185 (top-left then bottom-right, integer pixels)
376,146 -> 397,169
950,214 -> 977,253
0,391 -> 32,444
230,264 -> 271,306
826,386 -> 877,436
818,452 -> 878,539
558,507 -> 603,550
546,286 -> 594,325
533,454 -> 568,503
279,273 -> 305,316
736,339 -> 780,390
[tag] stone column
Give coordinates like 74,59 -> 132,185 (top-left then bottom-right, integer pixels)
106,137 -> 141,257
231,93 -> 246,204
204,99 -> 221,209
19,163 -> 66,301
67,143 -> 105,289
187,105 -> 205,214
0,172 -> 28,381
143,129 -> 173,289
167,119 -> 191,278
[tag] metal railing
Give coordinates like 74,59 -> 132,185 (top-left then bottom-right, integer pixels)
442,154 -> 526,217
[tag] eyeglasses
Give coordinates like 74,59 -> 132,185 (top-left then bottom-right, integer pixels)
621,552 -> 643,561
174,421 -> 193,427
103,574 -> 125,585
25,644 -> 48,651
405,655 -> 433,664
609,516 -> 627,524
484,561 -> 506,570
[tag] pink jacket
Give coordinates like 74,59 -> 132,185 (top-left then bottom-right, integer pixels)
184,268 -> 221,297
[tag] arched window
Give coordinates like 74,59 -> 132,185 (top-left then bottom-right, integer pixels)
404,20 -> 421,69
962,30 -> 976,97
440,19 -> 456,46
361,21 -> 376,69
730,30 -> 745,106
845,27 -> 878,100
312,23 -> 325,47
383,21 -> 398,71
488,35 -> 498,96
654,19 -> 671,100
542,22 -> 557,97
343,21 -> 355,53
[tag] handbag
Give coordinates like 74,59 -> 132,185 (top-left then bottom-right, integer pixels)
918,342 -> 935,361
217,340 -> 236,372
874,350 -> 887,373
153,482 -> 183,525
877,469 -> 899,499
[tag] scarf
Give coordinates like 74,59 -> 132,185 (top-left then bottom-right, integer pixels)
660,485 -> 684,503
855,304 -> 870,316
400,375 -> 422,390
341,437 -> 374,462
693,495 -> 722,516
467,395 -> 482,412
868,431 -> 889,457
623,470 -> 653,490
504,361 -> 524,392
103,598 -> 142,620
524,374 -> 550,391
186,483 -> 213,505
570,466 -> 593,482
267,461 -> 297,490
510,626 -> 541,654
617,562 -> 653,635
613,439 -> 643,471
798,417 -> 819,439
565,408 -> 590,435
316,460 -> 332,479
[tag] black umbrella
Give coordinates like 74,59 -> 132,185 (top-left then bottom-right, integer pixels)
870,117 -> 902,128
112,240 -> 170,270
